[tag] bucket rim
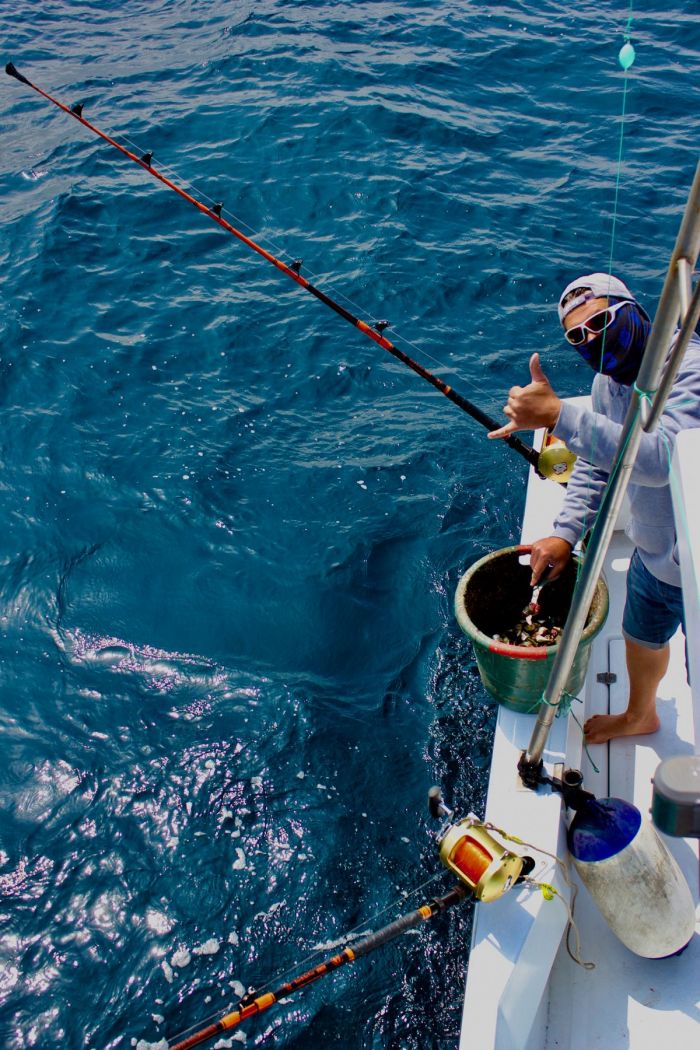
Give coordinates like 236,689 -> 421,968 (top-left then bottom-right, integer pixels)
454,544 -> 609,655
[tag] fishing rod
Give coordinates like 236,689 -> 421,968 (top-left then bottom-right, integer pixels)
169,885 -> 467,1050
165,790 -> 535,1050
5,61 -> 574,483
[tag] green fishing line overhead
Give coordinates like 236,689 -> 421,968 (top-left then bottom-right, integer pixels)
574,3 -> 637,568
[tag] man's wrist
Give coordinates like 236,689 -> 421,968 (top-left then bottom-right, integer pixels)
548,397 -> 562,430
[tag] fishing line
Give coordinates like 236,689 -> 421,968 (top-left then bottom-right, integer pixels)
169,886 -> 470,1050
164,867 -> 448,1048
607,6 -> 637,282
576,6 -> 638,552
164,787 -> 538,1050
106,114 -> 492,397
69,107 -> 496,407
164,788 -> 538,1050
5,61 -> 549,476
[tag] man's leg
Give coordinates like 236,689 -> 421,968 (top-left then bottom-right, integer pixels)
584,637 -> 667,744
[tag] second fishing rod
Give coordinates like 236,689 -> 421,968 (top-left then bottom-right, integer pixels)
5,61 -> 574,482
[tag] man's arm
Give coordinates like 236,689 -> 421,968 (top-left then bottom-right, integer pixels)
553,338 -> 700,487
487,352 -> 609,582
552,452 -> 609,544
527,445 -> 609,584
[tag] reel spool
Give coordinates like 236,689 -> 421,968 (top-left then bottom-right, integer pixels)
429,788 -> 534,902
537,433 -> 576,484
438,817 -> 525,902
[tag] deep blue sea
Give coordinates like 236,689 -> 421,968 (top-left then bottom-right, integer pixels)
1,2 -> 698,1048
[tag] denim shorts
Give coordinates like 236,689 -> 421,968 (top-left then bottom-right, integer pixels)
622,548 -> 686,649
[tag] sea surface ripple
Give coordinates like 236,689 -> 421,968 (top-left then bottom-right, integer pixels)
1,2 -> 699,1048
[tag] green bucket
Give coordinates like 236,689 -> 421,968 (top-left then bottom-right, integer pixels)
454,545 -> 609,714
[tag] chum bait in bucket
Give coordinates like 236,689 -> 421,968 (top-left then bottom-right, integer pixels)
454,545 -> 609,713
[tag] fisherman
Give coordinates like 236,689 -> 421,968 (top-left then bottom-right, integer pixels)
487,272 -> 700,744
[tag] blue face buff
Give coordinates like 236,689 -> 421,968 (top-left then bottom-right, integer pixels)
570,300 -> 651,385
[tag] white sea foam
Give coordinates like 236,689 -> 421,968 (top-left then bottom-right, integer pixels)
146,909 -> 174,935
193,938 -> 220,956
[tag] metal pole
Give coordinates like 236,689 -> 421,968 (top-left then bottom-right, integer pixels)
522,159 -> 700,774
644,277 -> 700,433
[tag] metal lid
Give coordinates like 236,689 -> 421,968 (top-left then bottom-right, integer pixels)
652,755 -> 700,804
651,756 -> 700,838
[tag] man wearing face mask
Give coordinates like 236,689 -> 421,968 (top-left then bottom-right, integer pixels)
487,273 -> 700,745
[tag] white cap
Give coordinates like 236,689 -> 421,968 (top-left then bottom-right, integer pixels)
558,272 -> 635,323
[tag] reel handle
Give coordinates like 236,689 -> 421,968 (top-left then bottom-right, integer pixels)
428,786 -> 453,820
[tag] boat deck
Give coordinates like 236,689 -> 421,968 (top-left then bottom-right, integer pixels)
459,420 -> 699,1050
541,567 -> 699,1050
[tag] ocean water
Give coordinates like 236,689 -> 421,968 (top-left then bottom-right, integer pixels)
1,2 -> 698,1048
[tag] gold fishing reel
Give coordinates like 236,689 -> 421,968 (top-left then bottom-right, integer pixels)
537,432 -> 576,484
429,788 -> 534,903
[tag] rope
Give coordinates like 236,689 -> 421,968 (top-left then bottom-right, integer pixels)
632,381 -> 657,401
525,689 -> 599,774
485,823 -> 595,970
524,685 -> 601,781
522,876 -> 595,970
526,688 -> 577,716
567,703 -> 601,775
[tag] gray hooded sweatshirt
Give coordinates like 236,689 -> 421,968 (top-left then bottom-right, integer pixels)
550,333 -> 700,588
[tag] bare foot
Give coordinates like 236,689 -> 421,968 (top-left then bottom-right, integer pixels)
584,711 -> 661,745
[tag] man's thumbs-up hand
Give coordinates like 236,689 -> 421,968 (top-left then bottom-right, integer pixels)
488,353 -> 562,440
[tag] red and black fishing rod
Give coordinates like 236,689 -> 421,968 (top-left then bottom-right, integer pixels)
5,61 -> 568,478
168,885 -> 467,1050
